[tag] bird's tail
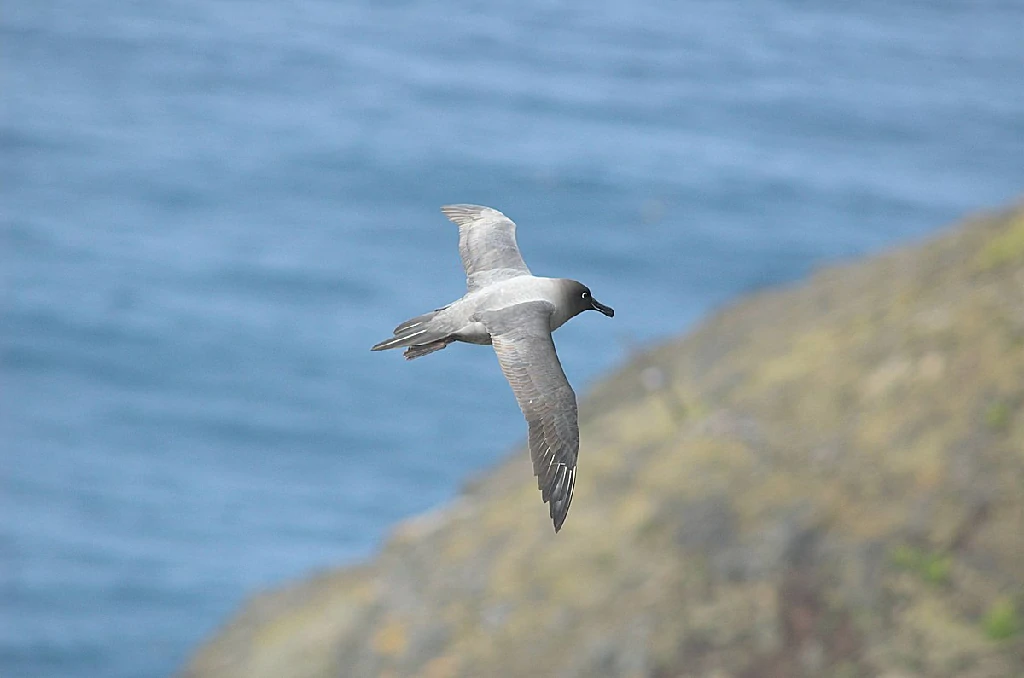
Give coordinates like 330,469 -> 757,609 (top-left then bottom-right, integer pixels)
371,310 -> 452,359
401,337 -> 454,360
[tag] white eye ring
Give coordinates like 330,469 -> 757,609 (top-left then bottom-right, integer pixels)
581,291 -> 590,299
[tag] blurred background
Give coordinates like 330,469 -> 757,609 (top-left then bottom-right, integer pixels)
3,1 -> 1023,677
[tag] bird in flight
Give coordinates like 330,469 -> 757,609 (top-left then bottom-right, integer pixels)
372,204 -> 614,531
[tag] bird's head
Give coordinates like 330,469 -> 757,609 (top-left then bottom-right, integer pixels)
565,280 -> 614,318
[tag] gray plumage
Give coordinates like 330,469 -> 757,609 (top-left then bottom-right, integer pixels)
371,204 -> 614,532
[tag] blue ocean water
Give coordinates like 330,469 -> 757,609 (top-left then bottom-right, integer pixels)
2,1 -> 1023,676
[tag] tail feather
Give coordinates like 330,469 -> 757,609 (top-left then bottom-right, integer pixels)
393,310 -> 439,335
371,329 -> 433,352
372,309 -> 451,354
403,338 -> 454,360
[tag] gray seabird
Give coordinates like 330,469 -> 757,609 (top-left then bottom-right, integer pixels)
372,204 -> 614,532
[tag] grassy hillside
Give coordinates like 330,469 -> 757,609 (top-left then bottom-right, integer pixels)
182,204 -> 1024,678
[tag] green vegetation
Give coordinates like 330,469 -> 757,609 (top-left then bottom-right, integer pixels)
974,211 -> 1024,271
891,545 -> 952,586
982,598 -> 1021,641
984,400 -> 1012,432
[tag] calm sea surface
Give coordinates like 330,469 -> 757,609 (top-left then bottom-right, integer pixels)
3,1 -> 1023,676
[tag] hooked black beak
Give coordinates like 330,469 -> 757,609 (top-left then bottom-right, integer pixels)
591,298 -> 614,317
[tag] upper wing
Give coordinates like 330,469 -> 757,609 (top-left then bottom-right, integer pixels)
477,301 -> 578,532
440,204 -> 531,292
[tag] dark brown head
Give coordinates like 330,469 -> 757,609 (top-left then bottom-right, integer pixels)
564,280 -> 614,319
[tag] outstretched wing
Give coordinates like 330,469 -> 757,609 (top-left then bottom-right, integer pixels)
440,204 -> 531,292
477,301 -> 578,532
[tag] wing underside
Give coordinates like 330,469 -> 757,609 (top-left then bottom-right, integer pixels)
440,204 -> 531,291
478,301 -> 579,531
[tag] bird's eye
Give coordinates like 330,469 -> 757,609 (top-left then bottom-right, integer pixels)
581,291 -> 590,299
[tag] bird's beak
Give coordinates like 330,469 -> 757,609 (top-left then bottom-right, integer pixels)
591,298 -> 614,317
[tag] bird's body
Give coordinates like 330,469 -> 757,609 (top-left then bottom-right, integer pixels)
373,275 -> 584,350
372,205 -> 614,531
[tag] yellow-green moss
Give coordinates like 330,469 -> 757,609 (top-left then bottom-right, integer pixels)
974,212 -> 1024,271
890,545 -> 952,585
984,400 -> 1012,432
982,598 -> 1021,641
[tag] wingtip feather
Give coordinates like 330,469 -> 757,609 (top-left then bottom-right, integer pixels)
440,204 -> 503,227
545,464 -> 574,533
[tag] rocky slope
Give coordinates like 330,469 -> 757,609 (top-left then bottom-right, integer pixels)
181,205 -> 1024,678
